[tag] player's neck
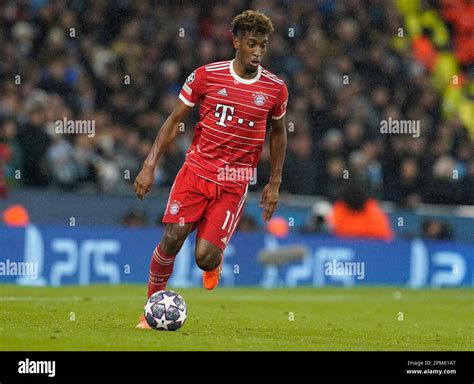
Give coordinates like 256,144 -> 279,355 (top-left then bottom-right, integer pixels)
232,58 -> 258,80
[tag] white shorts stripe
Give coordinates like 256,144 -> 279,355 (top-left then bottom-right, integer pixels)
228,185 -> 249,241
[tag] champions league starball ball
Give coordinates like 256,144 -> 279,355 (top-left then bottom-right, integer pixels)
144,290 -> 187,331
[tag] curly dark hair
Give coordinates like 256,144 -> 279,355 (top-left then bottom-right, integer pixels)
231,10 -> 274,37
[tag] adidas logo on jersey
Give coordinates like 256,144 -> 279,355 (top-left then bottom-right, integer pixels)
217,88 -> 228,96
220,236 -> 228,244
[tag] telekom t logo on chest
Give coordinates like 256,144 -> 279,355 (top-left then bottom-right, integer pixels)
214,103 -> 256,128
214,103 -> 235,127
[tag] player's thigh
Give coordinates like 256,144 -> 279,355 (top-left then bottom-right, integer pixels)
159,222 -> 195,255
162,165 -> 208,225
163,222 -> 195,244
196,187 -> 247,251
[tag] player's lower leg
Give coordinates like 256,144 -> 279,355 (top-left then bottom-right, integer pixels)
195,238 -> 223,290
136,244 -> 177,329
136,223 -> 194,329
147,244 -> 177,297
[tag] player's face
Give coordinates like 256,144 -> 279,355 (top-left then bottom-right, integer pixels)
234,32 -> 269,73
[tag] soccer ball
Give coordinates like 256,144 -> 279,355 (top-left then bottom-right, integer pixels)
144,290 -> 187,331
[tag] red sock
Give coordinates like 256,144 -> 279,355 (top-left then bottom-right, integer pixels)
147,244 -> 176,298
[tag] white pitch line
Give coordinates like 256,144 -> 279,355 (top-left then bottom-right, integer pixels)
0,296 -> 141,302
0,295 -> 351,302
212,295 -> 351,302
1,294 -> 471,302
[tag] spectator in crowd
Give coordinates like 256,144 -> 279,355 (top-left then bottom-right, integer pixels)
47,133 -> 79,190
1,118 -> 23,187
236,215 -> 258,232
421,218 -> 453,241
121,206 -> 148,227
462,159 -> 474,205
386,157 -> 424,209
0,135 -> 11,197
2,204 -> 30,227
300,213 -> 326,234
282,132 -> 319,195
16,101 -> 51,187
327,183 -> 394,241
424,155 -> 463,205
321,156 -> 347,202
300,201 -> 332,235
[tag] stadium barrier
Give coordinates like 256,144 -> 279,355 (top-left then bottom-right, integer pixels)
1,189 -> 473,241
1,224 -> 472,288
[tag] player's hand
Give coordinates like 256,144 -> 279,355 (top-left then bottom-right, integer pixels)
259,183 -> 280,223
134,164 -> 155,201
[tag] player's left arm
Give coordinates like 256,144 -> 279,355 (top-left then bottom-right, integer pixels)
259,114 -> 287,223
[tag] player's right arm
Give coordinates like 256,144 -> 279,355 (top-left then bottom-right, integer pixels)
134,99 -> 192,201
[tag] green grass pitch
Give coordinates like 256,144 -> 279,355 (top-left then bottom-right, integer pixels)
0,285 -> 472,351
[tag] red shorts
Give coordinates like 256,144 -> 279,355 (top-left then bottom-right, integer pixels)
162,164 -> 248,251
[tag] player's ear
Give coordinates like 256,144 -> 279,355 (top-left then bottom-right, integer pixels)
233,35 -> 240,50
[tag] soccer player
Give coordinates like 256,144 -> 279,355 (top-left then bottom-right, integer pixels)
134,10 -> 288,328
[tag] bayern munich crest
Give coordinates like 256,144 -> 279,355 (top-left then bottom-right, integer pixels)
254,93 -> 266,106
168,200 -> 182,215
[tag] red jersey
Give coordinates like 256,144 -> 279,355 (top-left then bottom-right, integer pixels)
178,59 -> 288,187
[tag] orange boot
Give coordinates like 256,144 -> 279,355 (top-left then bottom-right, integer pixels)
202,254 -> 223,290
135,314 -> 151,330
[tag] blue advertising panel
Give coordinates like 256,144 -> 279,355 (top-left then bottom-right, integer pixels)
0,225 -> 472,288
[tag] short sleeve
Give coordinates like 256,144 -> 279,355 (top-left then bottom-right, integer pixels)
271,82 -> 289,120
179,67 -> 206,107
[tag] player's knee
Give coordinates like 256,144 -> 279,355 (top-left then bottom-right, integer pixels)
161,228 -> 187,254
195,249 -> 220,271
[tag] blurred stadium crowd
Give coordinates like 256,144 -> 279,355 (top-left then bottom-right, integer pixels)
0,0 -> 473,207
